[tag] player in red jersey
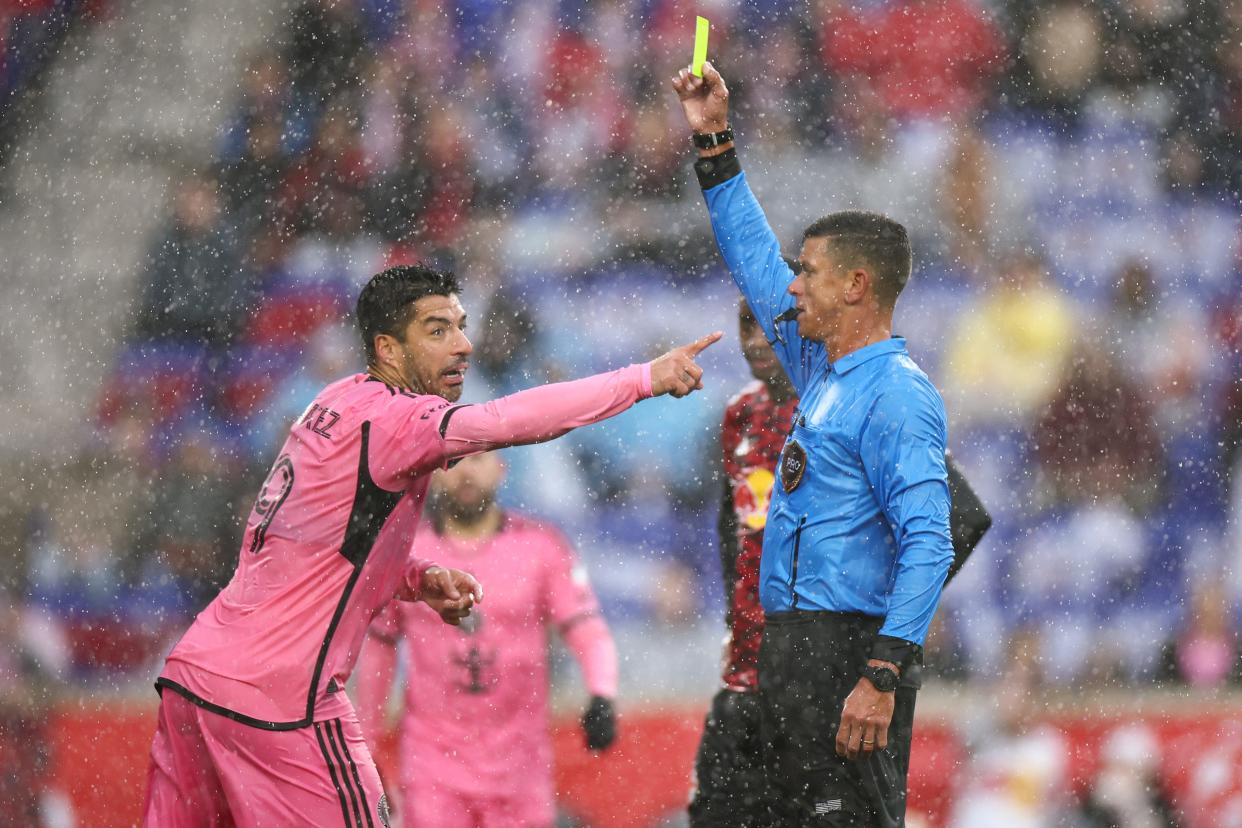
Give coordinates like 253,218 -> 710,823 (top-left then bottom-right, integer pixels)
689,300 -> 796,826
357,450 -> 618,828
689,298 -> 992,827
142,264 -> 721,828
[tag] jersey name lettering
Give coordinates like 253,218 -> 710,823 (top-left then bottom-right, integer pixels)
301,404 -> 341,439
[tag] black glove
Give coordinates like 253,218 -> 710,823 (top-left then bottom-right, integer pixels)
582,695 -> 617,751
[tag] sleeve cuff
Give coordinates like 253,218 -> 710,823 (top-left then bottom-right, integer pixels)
636,362 -> 654,399
403,558 -> 437,601
694,148 -> 741,190
870,635 -> 923,672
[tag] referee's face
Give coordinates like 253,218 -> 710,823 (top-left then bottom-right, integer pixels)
789,235 -> 847,343
394,294 -> 473,401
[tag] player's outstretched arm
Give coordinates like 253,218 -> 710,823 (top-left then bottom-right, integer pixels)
439,331 -> 723,457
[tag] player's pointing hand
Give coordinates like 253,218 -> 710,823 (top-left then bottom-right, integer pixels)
650,331 -> 723,399
420,566 -> 484,626
671,60 -> 730,135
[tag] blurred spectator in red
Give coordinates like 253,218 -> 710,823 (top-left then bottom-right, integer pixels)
823,0 -> 1004,121
1157,580 -> 1242,688
1077,723 -> 1182,828
1034,338 -> 1164,509
133,174 -> 248,345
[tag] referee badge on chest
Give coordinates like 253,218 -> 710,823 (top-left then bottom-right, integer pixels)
780,440 -> 807,492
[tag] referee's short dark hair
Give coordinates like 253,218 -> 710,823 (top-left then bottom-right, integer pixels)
802,212 -> 912,307
356,264 -> 460,364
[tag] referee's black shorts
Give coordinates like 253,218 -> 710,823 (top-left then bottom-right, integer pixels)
759,610 -> 920,828
689,687 -> 777,827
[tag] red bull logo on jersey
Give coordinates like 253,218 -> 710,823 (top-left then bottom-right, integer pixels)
733,467 -> 776,531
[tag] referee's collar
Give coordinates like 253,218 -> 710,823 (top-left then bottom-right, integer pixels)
830,336 -> 907,375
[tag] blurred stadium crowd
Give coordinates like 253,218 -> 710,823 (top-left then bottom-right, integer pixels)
8,0 -> 1242,705
4,0 -> 1242,825
0,0 -> 107,167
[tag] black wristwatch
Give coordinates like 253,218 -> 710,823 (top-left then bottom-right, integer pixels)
862,664 -> 899,692
692,127 -> 734,149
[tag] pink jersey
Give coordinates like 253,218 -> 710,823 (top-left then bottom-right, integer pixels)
158,365 -> 648,729
360,513 -> 616,799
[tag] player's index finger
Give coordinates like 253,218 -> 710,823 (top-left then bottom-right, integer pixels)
687,330 -> 724,355
692,16 -> 709,77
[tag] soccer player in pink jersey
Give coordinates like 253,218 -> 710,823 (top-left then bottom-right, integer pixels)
357,450 -> 618,828
142,265 -> 721,827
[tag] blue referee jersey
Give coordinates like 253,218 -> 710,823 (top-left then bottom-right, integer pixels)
702,169 -> 953,647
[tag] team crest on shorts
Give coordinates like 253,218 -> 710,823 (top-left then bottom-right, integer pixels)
780,440 -> 807,492
378,793 -> 391,827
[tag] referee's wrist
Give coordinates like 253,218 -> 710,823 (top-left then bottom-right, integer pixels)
870,635 -> 922,673
694,146 -> 741,190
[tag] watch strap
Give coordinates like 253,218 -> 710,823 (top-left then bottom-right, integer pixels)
692,127 -> 734,149
863,664 -> 899,692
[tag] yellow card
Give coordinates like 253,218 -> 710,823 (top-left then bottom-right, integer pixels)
692,16 -> 709,77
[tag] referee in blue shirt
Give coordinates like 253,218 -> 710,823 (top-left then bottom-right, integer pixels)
673,64 -> 955,827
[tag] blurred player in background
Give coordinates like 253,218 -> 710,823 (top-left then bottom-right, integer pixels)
358,450 -> 617,828
689,299 -> 797,826
142,264 -> 720,827
689,298 -> 991,826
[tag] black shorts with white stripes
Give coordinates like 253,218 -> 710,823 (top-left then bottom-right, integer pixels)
758,610 -> 919,828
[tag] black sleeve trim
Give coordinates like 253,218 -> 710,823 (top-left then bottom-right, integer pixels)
870,635 -> 923,672
438,404 -> 471,439
694,148 -> 742,190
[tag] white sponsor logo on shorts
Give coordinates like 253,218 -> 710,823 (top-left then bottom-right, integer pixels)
814,799 -> 843,814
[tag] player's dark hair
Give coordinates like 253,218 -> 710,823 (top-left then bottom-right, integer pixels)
356,264 -> 460,364
802,212 -> 912,307
738,297 -> 758,329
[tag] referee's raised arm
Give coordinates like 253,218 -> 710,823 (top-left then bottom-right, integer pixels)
671,62 -> 820,396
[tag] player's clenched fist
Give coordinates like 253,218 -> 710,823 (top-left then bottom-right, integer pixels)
670,61 -> 730,135
649,331 -> 723,398
420,566 -> 484,626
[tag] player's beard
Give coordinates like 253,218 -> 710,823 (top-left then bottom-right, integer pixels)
445,493 -> 497,526
430,488 -> 497,529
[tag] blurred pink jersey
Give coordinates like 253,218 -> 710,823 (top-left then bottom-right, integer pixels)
158,374 -> 460,727
365,514 -> 614,803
